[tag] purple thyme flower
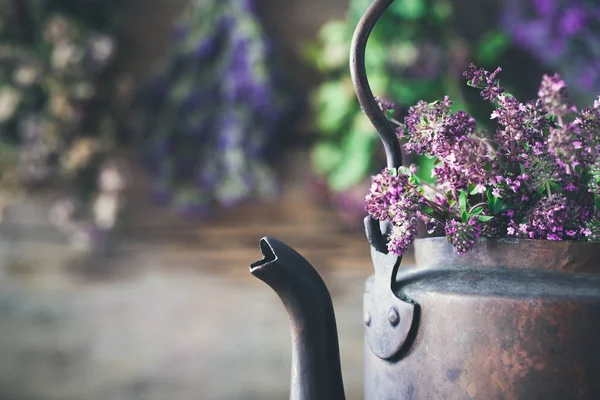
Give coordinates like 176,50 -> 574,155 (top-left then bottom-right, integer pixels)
400,90 -> 494,192
549,97 -> 600,174
445,218 -> 482,255
463,64 -> 504,101
537,73 -> 576,116
365,168 -> 419,222
388,216 -> 419,256
401,96 -> 455,155
371,64 -> 600,256
366,168 -> 421,256
507,195 -> 591,240
558,6 -> 587,36
376,97 -> 395,113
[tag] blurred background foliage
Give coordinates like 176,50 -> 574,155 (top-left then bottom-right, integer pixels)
0,0 -> 130,248
0,0 -> 597,243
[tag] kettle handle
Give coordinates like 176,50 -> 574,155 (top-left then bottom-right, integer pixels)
350,0 -> 401,254
350,0 -> 402,171
351,0 -> 418,361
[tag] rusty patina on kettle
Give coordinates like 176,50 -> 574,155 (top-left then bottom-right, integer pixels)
250,1 -> 600,399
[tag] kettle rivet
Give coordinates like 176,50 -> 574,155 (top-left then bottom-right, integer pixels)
364,311 -> 371,326
388,307 -> 400,326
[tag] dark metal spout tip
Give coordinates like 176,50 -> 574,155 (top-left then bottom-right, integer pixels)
250,236 -> 277,273
249,236 -> 346,399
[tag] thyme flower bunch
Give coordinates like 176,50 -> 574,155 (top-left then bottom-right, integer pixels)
366,64 -> 600,255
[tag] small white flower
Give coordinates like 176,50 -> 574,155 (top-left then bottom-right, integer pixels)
88,35 -> 115,64
0,87 -> 21,121
52,42 -> 79,70
519,223 -> 528,233
13,66 -> 38,86
93,193 -> 119,230
473,184 -> 486,194
99,164 -> 126,192
48,198 -> 76,230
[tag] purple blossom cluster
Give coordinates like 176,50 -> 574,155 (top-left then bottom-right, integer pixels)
366,64 -> 600,256
506,196 -> 592,241
365,168 -> 421,254
400,96 -> 490,192
445,219 -> 483,255
137,0 -> 294,216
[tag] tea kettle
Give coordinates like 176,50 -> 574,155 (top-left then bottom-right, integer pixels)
250,1 -> 600,399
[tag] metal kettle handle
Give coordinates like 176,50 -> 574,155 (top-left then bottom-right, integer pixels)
350,0 -> 417,361
350,0 -> 402,170
350,0 -> 402,254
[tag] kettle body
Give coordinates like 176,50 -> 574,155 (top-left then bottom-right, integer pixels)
364,238 -> 600,399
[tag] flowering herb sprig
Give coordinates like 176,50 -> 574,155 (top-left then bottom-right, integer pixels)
366,64 -> 600,255
305,0 -> 510,227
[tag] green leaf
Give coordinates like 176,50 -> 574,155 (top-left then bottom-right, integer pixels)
415,155 -> 436,184
329,118 -> 377,190
390,0 -> 426,20
459,191 -> 468,212
432,0 -> 453,21
409,175 -> 421,186
315,81 -> 354,134
385,108 -> 395,120
470,185 -> 484,195
471,206 -> 484,215
492,198 -> 507,214
476,30 -> 510,64
488,196 -> 497,214
477,215 -> 495,222
318,20 -> 348,43
422,205 -> 434,215
311,142 -> 342,175
462,210 -> 469,223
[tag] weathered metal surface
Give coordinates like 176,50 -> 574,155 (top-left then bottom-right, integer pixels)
250,237 -> 346,400
363,217 -> 416,360
365,237 -> 600,399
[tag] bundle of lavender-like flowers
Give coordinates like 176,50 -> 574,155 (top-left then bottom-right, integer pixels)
136,0 -> 293,216
366,64 -> 600,256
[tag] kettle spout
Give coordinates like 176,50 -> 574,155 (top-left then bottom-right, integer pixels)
250,237 -> 346,400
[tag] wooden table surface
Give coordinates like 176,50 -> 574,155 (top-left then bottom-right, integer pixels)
0,151 -> 416,400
